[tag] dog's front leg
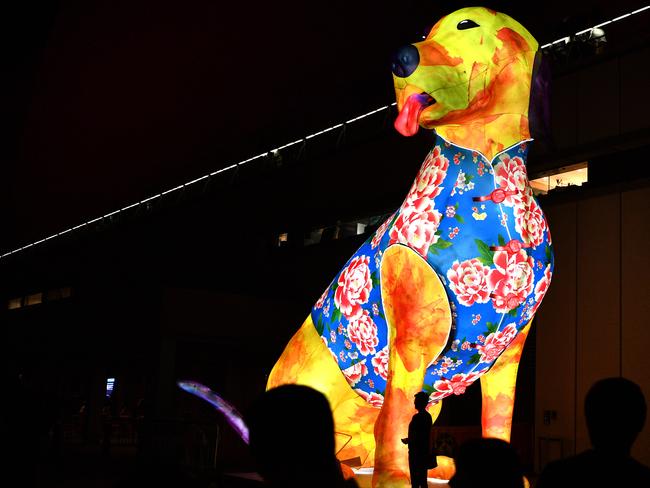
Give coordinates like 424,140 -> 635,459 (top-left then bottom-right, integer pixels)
479,320 -> 532,441
374,245 -> 451,487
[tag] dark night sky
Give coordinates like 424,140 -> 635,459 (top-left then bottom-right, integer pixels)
2,0 -> 647,252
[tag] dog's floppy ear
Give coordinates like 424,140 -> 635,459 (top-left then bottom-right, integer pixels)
528,50 -> 553,147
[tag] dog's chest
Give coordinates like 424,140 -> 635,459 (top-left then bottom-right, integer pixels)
311,137 -> 553,405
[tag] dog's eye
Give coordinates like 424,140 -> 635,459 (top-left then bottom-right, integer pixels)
457,19 -> 480,30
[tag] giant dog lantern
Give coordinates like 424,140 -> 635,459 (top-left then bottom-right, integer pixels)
184,7 -> 554,487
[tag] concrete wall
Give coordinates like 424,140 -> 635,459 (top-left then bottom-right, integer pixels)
535,183 -> 650,469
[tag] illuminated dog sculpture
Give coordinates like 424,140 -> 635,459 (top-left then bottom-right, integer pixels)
183,6 -> 553,487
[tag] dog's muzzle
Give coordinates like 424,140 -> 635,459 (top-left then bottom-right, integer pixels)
391,44 -> 419,78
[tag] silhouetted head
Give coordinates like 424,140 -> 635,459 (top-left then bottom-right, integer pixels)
449,438 -> 524,488
585,377 -> 646,454
246,384 -> 343,487
414,391 -> 429,412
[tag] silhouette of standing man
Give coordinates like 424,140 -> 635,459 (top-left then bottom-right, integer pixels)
402,391 -> 433,488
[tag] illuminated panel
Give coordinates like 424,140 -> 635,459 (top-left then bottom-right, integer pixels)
106,377 -> 116,398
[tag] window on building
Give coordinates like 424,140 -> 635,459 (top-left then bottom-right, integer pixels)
531,162 -> 588,196
24,292 -> 43,306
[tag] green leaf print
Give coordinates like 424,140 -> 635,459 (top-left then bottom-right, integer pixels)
432,239 -> 453,250
498,234 -> 506,246
475,239 -> 493,266
371,271 -> 381,288
486,322 -> 498,334
331,308 -> 342,324
454,214 -> 465,223
468,353 -> 481,365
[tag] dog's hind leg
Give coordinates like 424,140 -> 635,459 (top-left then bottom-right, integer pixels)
267,316 -> 379,466
374,245 -> 451,487
479,320 -> 532,441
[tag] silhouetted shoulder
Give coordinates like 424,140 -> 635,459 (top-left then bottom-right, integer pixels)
343,478 -> 360,488
538,450 -> 650,488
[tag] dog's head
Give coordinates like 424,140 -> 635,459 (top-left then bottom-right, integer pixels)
393,7 -> 539,138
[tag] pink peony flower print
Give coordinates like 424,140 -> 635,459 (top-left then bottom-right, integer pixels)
356,389 -> 384,408
535,264 -> 552,303
493,153 -> 529,207
404,145 -> 449,209
429,369 -> 487,402
347,310 -> 379,356
527,264 -> 553,318
371,346 -> 389,380
371,214 -> 395,249
342,361 -> 368,387
477,323 -> 518,363
447,258 -> 492,306
388,200 -> 442,257
513,193 -> 548,248
334,256 -> 373,319
488,250 -> 535,313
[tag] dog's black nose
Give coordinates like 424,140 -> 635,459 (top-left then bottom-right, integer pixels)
391,44 -> 420,78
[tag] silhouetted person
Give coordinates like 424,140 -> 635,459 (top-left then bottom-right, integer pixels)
246,384 -> 358,488
401,391 -> 433,488
449,438 -> 524,488
537,377 -> 650,488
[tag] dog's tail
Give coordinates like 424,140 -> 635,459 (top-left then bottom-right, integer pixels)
177,380 -> 249,444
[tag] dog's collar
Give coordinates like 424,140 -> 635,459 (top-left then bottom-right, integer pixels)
434,133 -> 533,165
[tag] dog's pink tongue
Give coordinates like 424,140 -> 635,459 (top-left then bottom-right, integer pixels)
394,93 -> 431,137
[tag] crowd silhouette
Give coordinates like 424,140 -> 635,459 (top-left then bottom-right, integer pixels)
4,370 -> 648,487
249,376 -> 649,488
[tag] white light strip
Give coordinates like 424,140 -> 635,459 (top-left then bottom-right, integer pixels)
274,139 -> 303,151
305,123 -> 344,140
540,4 -> 649,48
2,6 -> 646,260
1,102 -> 396,259
140,194 -> 161,204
